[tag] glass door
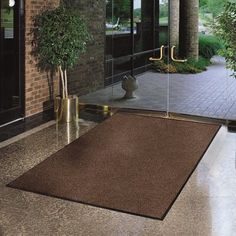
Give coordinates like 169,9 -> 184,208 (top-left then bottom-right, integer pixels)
107,0 -> 170,114
80,0 -> 230,120
168,0 -> 229,120
0,0 -> 24,126
80,0 -> 170,115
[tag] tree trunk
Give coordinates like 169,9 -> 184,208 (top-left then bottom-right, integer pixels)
169,0 -> 180,48
59,66 -> 66,99
179,0 -> 199,60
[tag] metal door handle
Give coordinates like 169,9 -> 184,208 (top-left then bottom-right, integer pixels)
171,46 -> 187,63
149,45 -> 165,61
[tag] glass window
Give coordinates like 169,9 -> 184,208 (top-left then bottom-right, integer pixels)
105,0 -> 169,83
1,0 -> 14,39
155,0 -> 169,48
134,0 -> 154,53
0,0 -> 19,112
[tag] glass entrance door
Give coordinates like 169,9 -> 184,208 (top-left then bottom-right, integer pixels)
106,0 -> 230,120
0,0 -> 24,126
105,0 -> 170,114
80,0 -> 229,120
80,0 -> 170,114
167,0 -> 229,120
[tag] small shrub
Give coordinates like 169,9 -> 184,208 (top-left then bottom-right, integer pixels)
152,57 -> 211,74
199,35 -> 224,59
213,2 -> 236,78
168,64 -> 178,73
153,61 -> 170,73
186,57 -> 211,71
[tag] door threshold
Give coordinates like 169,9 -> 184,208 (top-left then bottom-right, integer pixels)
79,103 -> 230,127
117,108 -> 228,125
0,118 -> 24,128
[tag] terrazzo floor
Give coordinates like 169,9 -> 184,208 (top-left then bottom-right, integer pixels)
1,117 -> 236,236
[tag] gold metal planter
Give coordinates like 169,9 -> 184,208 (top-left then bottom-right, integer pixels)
54,95 -> 79,123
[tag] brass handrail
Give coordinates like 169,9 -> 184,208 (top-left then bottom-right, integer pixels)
149,45 -> 165,61
171,46 -> 187,63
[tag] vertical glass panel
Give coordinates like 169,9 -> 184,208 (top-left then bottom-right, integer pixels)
155,0 -> 168,48
159,0 -> 168,25
168,1 -> 230,120
0,0 -> 19,113
112,0 -> 132,58
105,0 -> 113,60
134,0 -> 153,53
1,0 -> 14,38
151,0 -> 170,115
114,56 -> 132,76
105,0 -> 113,83
106,56 -> 132,86
105,0 -> 132,85
133,52 -> 153,72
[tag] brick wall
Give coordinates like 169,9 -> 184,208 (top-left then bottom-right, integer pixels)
24,0 -> 105,117
25,0 -> 59,117
67,0 -> 105,96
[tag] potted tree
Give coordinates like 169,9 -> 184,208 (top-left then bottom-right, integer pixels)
32,2 -> 91,123
213,1 -> 236,78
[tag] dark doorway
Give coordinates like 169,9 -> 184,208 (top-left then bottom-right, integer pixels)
0,0 -> 24,126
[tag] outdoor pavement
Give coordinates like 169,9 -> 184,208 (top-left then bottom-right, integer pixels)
81,56 -> 236,120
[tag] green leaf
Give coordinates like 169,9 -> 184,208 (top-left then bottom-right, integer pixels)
32,3 -> 92,71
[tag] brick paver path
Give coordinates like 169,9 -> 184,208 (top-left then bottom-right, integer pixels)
81,57 -> 236,120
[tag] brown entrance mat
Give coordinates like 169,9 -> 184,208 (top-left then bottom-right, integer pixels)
7,112 -> 220,220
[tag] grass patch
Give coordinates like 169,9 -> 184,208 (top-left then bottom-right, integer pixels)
199,34 -> 224,59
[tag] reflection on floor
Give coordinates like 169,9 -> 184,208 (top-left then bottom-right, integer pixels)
1,116 -> 236,235
81,56 -> 236,120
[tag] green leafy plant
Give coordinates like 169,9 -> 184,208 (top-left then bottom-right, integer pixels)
213,2 -> 236,78
199,35 -> 223,59
152,57 -> 211,74
32,3 -> 92,98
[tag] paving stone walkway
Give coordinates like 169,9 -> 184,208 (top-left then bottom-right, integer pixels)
81,57 -> 236,120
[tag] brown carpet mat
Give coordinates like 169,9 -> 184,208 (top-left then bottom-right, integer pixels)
8,112 -> 220,220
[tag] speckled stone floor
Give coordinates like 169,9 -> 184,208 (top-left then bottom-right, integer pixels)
1,118 -> 236,236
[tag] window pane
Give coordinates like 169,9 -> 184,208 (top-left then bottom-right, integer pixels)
155,0 -> 169,48
134,0 -> 154,53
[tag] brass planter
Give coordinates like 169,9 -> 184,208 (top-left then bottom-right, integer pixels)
54,95 -> 79,123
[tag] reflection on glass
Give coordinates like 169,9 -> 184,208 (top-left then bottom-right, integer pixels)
133,0 -> 141,35
106,0 -> 132,54
106,0 -> 131,37
0,0 -> 19,112
105,0 -> 132,82
134,0 -> 153,53
9,0 -> 15,7
105,0 -> 170,83
105,0 -> 112,62
133,52 -> 153,70
159,0 -> 168,26
113,56 -> 131,76
1,0 -> 14,38
112,0 -> 131,58
155,0 -> 169,48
